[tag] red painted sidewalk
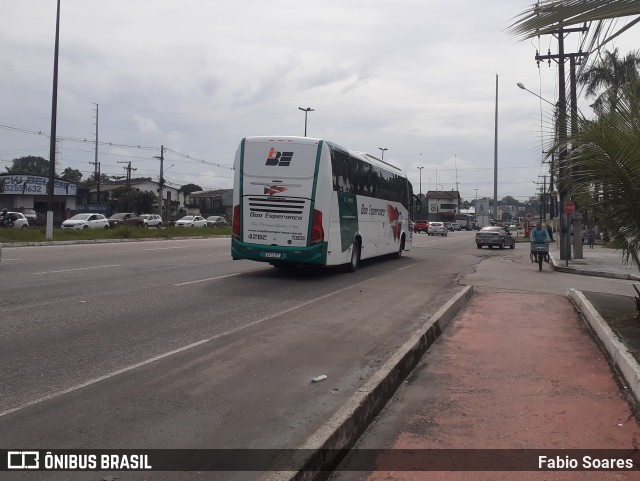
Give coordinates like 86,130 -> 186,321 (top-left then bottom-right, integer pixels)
335,292 -> 640,480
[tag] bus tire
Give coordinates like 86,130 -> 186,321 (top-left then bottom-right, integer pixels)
393,235 -> 405,259
347,240 -> 361,272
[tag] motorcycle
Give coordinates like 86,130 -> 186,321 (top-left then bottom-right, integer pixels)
530,241 -> 550,271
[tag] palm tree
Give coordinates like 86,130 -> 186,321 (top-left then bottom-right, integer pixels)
508,1 -> 640,42
568,81 -> 640,268
578,48 -> 640,114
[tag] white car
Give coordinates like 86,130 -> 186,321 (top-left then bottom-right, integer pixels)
428,221 -> 448,236
140,214 -> 163,228
175,215 -> 207,228
61,213 -> 110,230
3,212 -> 29,229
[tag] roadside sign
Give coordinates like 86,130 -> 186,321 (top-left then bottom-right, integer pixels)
525,212 -> 534,221
564,202 -> 576,214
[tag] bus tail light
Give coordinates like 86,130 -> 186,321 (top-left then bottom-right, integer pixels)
232,205 -> 241,238
310,209 -> 324,245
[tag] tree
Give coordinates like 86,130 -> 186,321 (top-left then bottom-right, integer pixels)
578,48 -> 640,114
110,187 -> 157,213
60,167 -> 83,183
6,156 -> 50,176
568,80 -> 640,268
83,172 -> 113,186
179,183 -> 203,194
508,1 -> 640,42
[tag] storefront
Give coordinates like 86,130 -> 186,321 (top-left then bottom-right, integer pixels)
0,174 -> 78,220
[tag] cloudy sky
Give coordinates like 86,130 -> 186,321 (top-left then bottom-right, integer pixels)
2,1 -> 639,203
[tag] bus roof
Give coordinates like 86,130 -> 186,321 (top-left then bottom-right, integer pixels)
242,136 -> 406,177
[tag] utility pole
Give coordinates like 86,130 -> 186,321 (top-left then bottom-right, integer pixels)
117,161 -> 137,189
535,25 -> 588,264
92,103 -> 101,204
154,146 -> 165,222
417,166 -> 424,200
493,74 -> 499,223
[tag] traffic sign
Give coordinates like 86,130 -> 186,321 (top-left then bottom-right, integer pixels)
525,212 -> 534,221
564,202 -> 576,214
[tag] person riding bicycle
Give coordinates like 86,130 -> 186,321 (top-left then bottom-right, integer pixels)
530,221 -> 550,262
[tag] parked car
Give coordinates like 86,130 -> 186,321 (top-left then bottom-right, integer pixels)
475,226 -> 515,249
428,221 -> 448,236
2,212 -> 29,229
175,215 -> 207,228
108,212 -> 144,228
139,214 -> 163,228
19,208 -> 38,224
61,213 -> 110,230
206,215 -> 227,227
413,220 -> 430,233
444,222 -> 454,231
452,222 -> 462,231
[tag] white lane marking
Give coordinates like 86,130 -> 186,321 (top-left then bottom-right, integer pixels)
174,273 -> 243,286
35,265 -> 120,275
0,281 -> 365,418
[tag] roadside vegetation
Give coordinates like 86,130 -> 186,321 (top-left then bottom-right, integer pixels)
510,3 -> 640,269
0,226 -> 231,243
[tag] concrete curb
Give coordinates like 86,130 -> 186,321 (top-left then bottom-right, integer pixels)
569,289 -> 640,405
265,285 -> 475,481
550,253 -> 640,281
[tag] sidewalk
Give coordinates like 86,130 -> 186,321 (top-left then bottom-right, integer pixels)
332,292 -> 640,480
548,240 -> 640,281
279,248 -> 640,481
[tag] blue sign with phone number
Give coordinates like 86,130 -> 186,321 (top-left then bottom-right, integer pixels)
0,175 -> 76,196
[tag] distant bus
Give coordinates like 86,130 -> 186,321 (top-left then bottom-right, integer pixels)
231,136 -> 416,271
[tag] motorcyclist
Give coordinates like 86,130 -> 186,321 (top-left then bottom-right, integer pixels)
530,221 -> 550,262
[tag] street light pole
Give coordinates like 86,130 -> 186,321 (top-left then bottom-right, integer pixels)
378,147 -> 388,160
46,0 -> 61,241
517,82 -> 556,106
298,107 -> 314,137
417,166 -> 423,200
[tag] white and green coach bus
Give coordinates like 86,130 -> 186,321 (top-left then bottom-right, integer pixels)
231,136 -> 417,271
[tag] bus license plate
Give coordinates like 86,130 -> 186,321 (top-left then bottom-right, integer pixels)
264,252 -> 282,259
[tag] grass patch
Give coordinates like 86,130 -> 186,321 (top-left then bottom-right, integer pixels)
0,226 -> 231,243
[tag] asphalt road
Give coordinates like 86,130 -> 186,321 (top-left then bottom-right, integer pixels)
10,232 -> 625,479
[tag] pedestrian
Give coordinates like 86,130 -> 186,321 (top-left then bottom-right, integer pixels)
587,226 -> 596,249
545,223 -> 554,242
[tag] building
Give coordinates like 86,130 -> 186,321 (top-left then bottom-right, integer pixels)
0,173 -> 78,220
184,189 -> 233,219
86,178 -> 183,217
424,190 -> 461,222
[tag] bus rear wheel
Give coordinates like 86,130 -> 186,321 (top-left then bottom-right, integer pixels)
393,236 -> 405,259
347,240 -> 361,272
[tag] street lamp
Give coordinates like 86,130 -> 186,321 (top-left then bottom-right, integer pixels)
417,166 -> 424,199
517,82 -> 555,106
378,147 -> 388,160
298,107 -> 314,137
46,0 -> 61,241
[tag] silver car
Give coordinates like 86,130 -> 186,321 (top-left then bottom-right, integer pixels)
428,221 -> 448,236
475,226 -> 515,249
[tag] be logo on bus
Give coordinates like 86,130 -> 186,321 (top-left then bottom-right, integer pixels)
265,148 -> 294,166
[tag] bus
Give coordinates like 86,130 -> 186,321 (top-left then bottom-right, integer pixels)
231,136 -> 416,271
